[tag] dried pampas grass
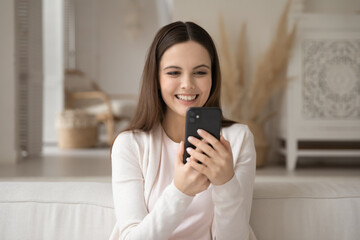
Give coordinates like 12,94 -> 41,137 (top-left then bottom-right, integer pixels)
219,15 -> 247,120
219,0 -> 296,124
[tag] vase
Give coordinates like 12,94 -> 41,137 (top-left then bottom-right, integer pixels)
241,121 -> 269,167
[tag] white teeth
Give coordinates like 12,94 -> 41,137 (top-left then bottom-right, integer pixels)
176,95 -> 197,101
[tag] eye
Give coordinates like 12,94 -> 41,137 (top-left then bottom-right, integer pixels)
194,71 -> 208,76
166,71 -> 181,76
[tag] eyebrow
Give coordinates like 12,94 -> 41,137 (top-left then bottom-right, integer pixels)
194,64 -> 210,70
163,64 -> 210,71
163,66 -> 181,70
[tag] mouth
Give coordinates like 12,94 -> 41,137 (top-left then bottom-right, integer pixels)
175,94 -> 199,102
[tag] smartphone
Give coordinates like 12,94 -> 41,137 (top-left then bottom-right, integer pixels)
183,107 -> 222,164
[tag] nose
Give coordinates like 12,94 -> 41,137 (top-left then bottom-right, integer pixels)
180,73 -> 195,89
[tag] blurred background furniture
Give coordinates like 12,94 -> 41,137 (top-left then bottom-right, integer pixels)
64,69 -> 137,145
278,14 -> 360,170
1,179 -> 359,240
56,110 -> 98,149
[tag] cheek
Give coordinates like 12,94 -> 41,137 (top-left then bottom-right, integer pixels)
199,76 -> 212,97
159,77 -> 176,98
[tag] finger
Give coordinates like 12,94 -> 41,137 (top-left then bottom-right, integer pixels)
194,140 -> 203,153
186,147 -> 213,167
187,156 -> 209,168
197,129 -> 226,153
188,158 -> 209,177
186,136 -> 204,152
176,141 -> 185,166
188,136 -> 216,158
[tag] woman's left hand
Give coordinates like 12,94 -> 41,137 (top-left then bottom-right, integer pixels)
186,129 -> 234,185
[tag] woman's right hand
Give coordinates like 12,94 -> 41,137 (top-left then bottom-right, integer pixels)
174,141 -> 210,196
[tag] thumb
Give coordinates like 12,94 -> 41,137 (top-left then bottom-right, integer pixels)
176,141 -> 185,166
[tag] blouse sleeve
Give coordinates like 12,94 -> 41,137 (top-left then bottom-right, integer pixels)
111,132 -> 193,240
211,125 -> 256,240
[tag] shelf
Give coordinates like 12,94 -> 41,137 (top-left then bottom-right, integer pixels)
279,148 -> 360,157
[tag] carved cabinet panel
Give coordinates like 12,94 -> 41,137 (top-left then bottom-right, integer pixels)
303,39 -> 360,120
279,14 -> 360,170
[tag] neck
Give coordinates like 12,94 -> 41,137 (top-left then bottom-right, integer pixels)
161,111 -> 186,143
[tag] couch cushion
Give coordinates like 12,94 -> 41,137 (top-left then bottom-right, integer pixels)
0,182 -> 115,240
2,179 -> 359,240
250,178 -> 360,240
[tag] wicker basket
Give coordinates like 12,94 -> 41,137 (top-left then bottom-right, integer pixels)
56,110 -> 98,149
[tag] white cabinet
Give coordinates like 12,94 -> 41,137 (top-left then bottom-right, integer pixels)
279,14 -> 360,170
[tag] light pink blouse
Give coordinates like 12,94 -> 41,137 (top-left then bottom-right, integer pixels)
148,128 -> 214,239
110,123 -> 257,240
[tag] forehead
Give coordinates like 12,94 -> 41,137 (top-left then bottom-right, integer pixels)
160,41 -> 211,68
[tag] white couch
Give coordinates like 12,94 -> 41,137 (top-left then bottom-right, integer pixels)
1,178 -> 360,240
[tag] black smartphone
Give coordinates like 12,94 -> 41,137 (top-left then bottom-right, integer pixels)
183,107 -> 222,164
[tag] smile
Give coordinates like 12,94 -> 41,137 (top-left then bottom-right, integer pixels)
175,94 -> 198,101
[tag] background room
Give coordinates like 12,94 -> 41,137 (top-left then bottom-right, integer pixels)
1,0 -> 359,179
0,0 -> 360,239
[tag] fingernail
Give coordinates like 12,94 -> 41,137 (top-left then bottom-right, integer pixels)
186,147 -> 192,153
197,129 -> 203,134
188,136 -> 194,142
186,157 -> 190,162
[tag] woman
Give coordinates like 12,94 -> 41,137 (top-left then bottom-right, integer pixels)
110,21 -> 256,240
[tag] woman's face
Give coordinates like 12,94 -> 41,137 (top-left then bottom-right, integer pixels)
159,41 -> 212,121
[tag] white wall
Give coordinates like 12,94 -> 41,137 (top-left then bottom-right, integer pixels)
174,0 -> 294,83
304,0 -> 360,13
43,0 -> 64,144
75,0 -> 160,95
0,0 -> 17,163
75,0 -> 99,82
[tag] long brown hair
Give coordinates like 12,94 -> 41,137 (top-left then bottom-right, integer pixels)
125,21 -> 234,132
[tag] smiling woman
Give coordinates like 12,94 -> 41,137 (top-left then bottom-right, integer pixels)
123,21 -> 226,133
110,21 -> 257,240
159,41 -> 212,138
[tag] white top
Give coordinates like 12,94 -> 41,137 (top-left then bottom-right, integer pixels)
147,128 -> 213,239
110,123 -> 257,240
